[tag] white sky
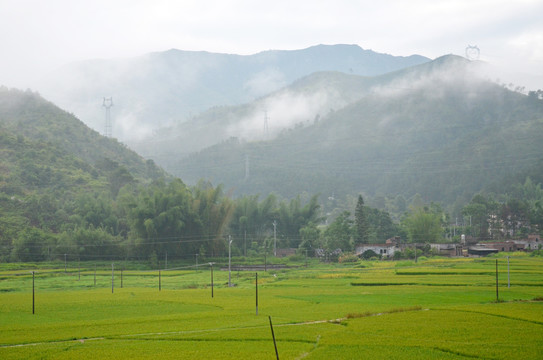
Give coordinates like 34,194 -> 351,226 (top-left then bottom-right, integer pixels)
1,0 -> 542,90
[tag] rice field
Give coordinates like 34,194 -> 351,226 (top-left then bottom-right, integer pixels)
1,255 -> 542,359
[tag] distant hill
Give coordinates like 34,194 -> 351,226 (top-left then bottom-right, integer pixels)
132,71 -> 379,163
37,44 -> 429,142
0,88 -> 235,263
168,55 -> 543,206
0,87 -> 164,184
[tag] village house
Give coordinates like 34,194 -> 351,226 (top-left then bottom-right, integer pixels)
513,234 -> 541,251
479,241 -> 520,252
429,243 -> 463,257
355,243 -> 398,258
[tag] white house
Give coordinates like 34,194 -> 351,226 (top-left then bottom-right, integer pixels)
355,244 -> 397,258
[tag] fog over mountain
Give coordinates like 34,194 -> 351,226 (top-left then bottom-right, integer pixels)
167,55 -> 543,208
37,44 -> 429,143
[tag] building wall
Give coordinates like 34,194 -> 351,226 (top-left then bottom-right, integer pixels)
355,245 -> 397,258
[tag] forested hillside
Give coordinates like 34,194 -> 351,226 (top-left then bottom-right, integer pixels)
0,88 -> 224,262
0,88 -> 329,262
172,56 -> 543,211
1,83 -> 542,263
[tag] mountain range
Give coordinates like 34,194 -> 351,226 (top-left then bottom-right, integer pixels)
165,55 -> 543,211
8,44 -> 543,216
37,44 -> 429,142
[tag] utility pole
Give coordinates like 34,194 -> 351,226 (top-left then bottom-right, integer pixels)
507,256 -> 510,288
32,271 -> 35,315
495,259 -> 499,302
210,263 -> 214,298
228,235 -> 233,287
263,110 -> 269,139
244,154 -> 250,181
273,220 -> 277,256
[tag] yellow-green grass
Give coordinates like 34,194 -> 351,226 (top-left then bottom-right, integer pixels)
1,256 -> 542,359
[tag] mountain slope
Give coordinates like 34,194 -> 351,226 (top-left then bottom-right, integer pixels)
37,44 -> 429,142
133,71 -> 380,162
170,56 -> 543,205
0,88 -> 166,260
0,88 -> 235,263
0,87 -> 164,183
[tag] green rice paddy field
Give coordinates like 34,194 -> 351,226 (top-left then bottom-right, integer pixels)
1,255 -> 542,359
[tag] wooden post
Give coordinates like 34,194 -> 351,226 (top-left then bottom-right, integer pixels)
159,269 -> 161,291
210,263 -> 214,298
269,316 -> 279,360
94,264 -> 96,287
111,263 -> 114,294
495,259 -> 499,302
507,256 -> 510,288
32,271 -> 35,315
256,272 -> 259,315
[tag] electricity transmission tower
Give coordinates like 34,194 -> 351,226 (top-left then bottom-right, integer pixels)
263,110 -> 269,139
244,154 -> 250,181
465,45 -> 480,61
103,97 -> 114,137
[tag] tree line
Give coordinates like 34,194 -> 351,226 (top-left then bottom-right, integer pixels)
3,170 -> 543,263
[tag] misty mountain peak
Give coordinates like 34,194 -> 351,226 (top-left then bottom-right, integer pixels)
37,45 -> 430,142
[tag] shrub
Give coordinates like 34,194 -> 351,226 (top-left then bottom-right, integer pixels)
529,249 -> 543,257
339,254 -> 359,263
361,250 -> 379,260
288,254 -> 305,262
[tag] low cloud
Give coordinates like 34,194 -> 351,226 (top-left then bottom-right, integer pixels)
226,89 -> 336,141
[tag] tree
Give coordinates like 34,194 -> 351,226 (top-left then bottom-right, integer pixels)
366,207 -> 401,242
11,228 -> 53,262
500,199 -> 529,237
278,194 -> 321,248
127,178 -> 204,259
192,181 -> 234,256
323,211 -> 354,252
355,195 -> 369,244
229,194 -> 278,249
299,222 -> 321,254
403,206 -> 443,244
462,194 -> 491,239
